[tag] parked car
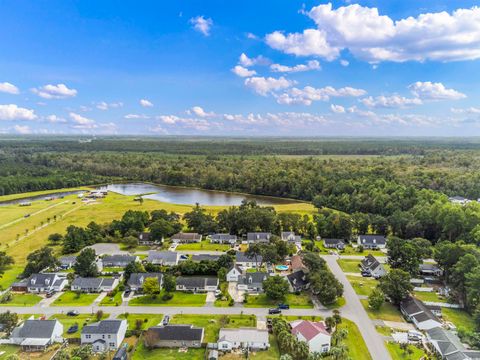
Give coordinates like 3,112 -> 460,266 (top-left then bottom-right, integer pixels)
46,290 -> 55,298
24,214 -> 30,218
268,308 -> 281,315
67,310 -> 79,316
67,324 -> 79,334
407,330 -> 422,342
124,290 -> 131,297
162,315 -> 170,326
277,304 -> 290,310
361,271 -> 371,277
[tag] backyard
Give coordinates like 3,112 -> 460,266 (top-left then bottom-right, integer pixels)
0,293 -> 42,306
49,313 -> 109,338
386,342 -> 425,359
117,313 -> 164,330
133,342 -> 205,360
129,290 -> 206,307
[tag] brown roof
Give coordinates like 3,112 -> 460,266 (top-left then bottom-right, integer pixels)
291,255 -> 304,271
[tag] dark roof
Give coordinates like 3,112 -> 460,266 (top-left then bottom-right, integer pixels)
247,232 -> 271,241
27,273 -> 58,288
72,277 -> 103,289
82,320 -> 124,335
138,232 -> 151,241
323,238 -> 345,245
228,264 -> 243,274
401,296 -> 440,323
361,254 -> 382,271
191,254 -> 221,262
59,256 -> 77,264
238,272 -> 268,286
427,327 -> 479,360
171,232 -> 202,240
127,273 -> 163,287
176,276 -> 218,288
236,252 -> 262,263
287,270 -> 309,288
147,324 -> 203,342
210,234 -> 237,241
102,255 -> 137,264
358,234 -> 386,245
147,251 -> 178,263
13,320 -> 58,338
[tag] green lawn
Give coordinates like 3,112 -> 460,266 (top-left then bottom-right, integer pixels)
1,293 -> 42,306
175,240 -> 230,251
117,313 -> 164,330
51,291 -> 98,306
129,291 -> 206,307
244,293 -> 313,308
337,259 -> 361,273
170,314 -> 256,343
133,342 -> 205,360
442,308 -> 476,332
347,276 -> 377,296
214,282 -> 232,307
375,326 -> 393,336
361,299 -> 405,322
338,318 -> 372,360
412,291 -> 448,303
324,296 -> 346,309
49,313 -> 109,338
0,345 -> 19,358
386,342 -> 425,359
100,289 -> 123,306
102,267 -> 124,273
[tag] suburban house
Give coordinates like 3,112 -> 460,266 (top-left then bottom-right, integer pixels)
138,232 -> 161,245
171,232 -> 202,243
81,319 -> 127,352
10,319 -> 63,352
323,238 -> 346,250
59,255 -> 77,269
144,324 -> 204,348
235,252 -> 263,269
290,255 -> 305,272
217,328 -> 269,351
176,276 -> 219,292
147,251 -> 179,266
208,233 -> 237,244
419,263 -> 443,277
246,232 -> 271,244
226,265 -> 243,282
281,232 -> 301,243
71,277 -> 119,292
360,254 -> 387,278
287,270 -> 309,292
448,196 -> 470,205
127,273 -> 163,292
102,255 -> 138,268
400,296 -> 443,330
191,254 -> 221,262
26,273 -> 67,293
237,272 -> 268,293
291,320 -> 331,354
357,234 -> 386,249
426,327 -> 480,360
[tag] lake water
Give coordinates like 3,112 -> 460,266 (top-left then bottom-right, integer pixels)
98,183 -> 299,206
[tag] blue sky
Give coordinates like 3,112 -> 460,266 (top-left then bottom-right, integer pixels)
1,0 -> 480,136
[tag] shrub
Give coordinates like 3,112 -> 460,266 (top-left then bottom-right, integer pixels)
162,292 -> 173,301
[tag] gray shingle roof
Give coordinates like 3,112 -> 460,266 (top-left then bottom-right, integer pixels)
238,272 -> 268,287
210,234 -> 237,241
235,252 -> 262,263
401,296 -> 440,323
82,320 -> 124,335
147,324 -> 203,341
127,273 -> 163,287
102,255 -> 137,266
191,254 -> 221,262
176,276 -> 218,288
358,234 -> 386,245
171,233 -> 202,241
72,277 -> 115,289
361,254 -> 382,272
13,320 -> 58,338
287,270 -> 309,288
147,251 -> 178,264
247,232 -> 271,242
323,238 -> 345,246
27,273 -> 58,288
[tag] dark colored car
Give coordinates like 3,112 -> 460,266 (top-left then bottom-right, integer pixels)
361,271 -> 371,277
46,290 -> 55,298
67,324 -> 79,334
162,315 -> 170,326
277,304 -> 290,310
67,310 -> 79,316
268,308 -> 281,315
124,290 -> 131,297
24,214 -> 30,218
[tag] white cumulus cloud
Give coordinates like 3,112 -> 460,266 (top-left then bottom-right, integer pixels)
14,125 -> 31,134
45,115 -> 67,123
189,106 -> 215,118
69,112 -> 97,129
276,85 -> 366,105
408,81 -> 466,100
0,82 -> 20,94
124,114 -> 150,119
244,76 -> 295,96
0,104 -> 37,121
190,16 -> 213,36
238,53 -> 271,67
451,107 -> 480,114
330,104 -> 346,113
140,99 -> 154,107
360,95 -> 423,108
232,65 -> 257,77
270,60 -> 321,73
96,101 -> 123,110
31,83 -> 77,99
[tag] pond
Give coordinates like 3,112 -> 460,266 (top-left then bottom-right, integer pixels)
97,183 -> 300,206
0,190 -> 84,206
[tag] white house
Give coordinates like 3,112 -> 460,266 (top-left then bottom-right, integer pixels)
235,252 -> 262,269
291,320 -> 331,354
226,265 -> 243,282
400,296 -> 443,331
81,320 -> 127,352
176,276 -> 219,293
357,235 -> 386,249
26,273 -> 67,293
71,277 -> 118,293
10,319 -> 63,352
360,254 -> 387,278
217,328 -> 269,351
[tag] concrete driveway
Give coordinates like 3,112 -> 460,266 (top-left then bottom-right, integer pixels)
228,282 -> 244,303
205,291 -> 216,304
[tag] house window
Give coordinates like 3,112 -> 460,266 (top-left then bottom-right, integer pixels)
108,335 -> 111,339
102,335 -> 105,339
109,342 -> 115,347
86,334 -> 91,339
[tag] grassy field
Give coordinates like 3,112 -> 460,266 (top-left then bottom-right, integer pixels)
0,188 -> 316,290
175,240 -> 230,251
51,291 -> 99,306
243,293 -> 313,308
129,291 -> 206,307
337,259 -> 361,273
0,344 -> 19,358
338,318 -> 372,360
49,313 -> 109,338
442,308 -> 476,332
1,293 -> 42,306
361,299 -> 405,322
170,314 -> 256,343
347,275 -> 378,296
386,342 -> 425,359
133,342 -> 205,360
412,291 -> 448,303
99,290 -> 123,306
117,313 -> 164,330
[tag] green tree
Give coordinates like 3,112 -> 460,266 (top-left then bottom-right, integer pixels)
263,276 -> 289,301
0,311 -> 19,335
23,247 -> 59,277
309,270 -> 343,305
124,261 -> 145,283
387,237 -> 421,275
0,251 -> 14,277
162,274 -> 176,293
48,233 -> 63,243
149,218 -> 174,242
379,269 -> 413,305
73,248 -> 99,277
143,277 -> 161,298
183,204 -> 217,235
368,287 -> 385,310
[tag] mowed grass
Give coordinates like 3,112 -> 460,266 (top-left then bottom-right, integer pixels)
170,314 -> 256,342
337,259 -> 361,273
338,318 -> 372,360
133,342 -> 205,360
361,299 -> 405,322
347,275 -> 378,296
0,344 -> 19,358
0,293 -> 42,306
49,313 -> 109,338
442,308 -> 477,332
99,290 -> 123,306
244,293 -> 313,309
175,240 -> 230,251
129,291 -> 206,307
386,342 -> 425,359
412,291 -> 448,303
51,291 -> 98,306
117,313 -> 164,330
0,187 -> 89,202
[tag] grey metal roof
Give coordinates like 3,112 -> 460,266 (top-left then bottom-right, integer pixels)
176,276 -> 218,288
235,252 -> 262,263
127,273 -> 163,287
102,255 -> 137,265
191,254 -> 221,262
210,234 -> 237,241
247,232 -> 271,241
323,238 -> 345,245
12,320 -> 58,339
147,324 -> 204,341
147,251 -> 178,263
358,234 -> 386,245
82,320 -> 124,335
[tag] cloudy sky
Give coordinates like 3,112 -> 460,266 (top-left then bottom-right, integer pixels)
1,0 -> 480,136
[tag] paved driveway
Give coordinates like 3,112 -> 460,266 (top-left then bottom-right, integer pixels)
228,282 -> 244,303
206,291 -> 216,303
